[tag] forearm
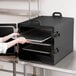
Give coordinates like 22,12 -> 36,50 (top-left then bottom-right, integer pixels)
2,36 -> 28,50
2,34 -> 13,42
7,39 -> 18,49
6,37 -> 28,49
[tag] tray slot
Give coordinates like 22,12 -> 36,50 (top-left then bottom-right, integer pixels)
20,28 -> 52,43
29,42 -> 51,46
22,48 -> 50,54
22,44 -> 51,54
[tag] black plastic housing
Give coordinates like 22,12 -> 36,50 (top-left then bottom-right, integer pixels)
18,14 -> 74,65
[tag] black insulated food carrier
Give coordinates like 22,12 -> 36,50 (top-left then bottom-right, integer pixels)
18,12 -> 74,65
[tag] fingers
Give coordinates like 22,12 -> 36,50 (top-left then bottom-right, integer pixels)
11,33 -> 20,39
17,37 -> 30,44
13,33 -> 20,36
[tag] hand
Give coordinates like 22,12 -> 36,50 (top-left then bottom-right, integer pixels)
1,33 -> 20,42
11,33 -> 19,37
10,33 -> 20,39
16,37 -> 29,44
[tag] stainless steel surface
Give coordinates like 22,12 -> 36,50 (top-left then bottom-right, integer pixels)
24,64 -> 27,76
33,67 -> 37,76
42,68 -> 46,76
13,61 -> 16,76
27,36 -> 52,43
0,56 -> 17,76
0,69 -> 24,75
0,51 -> 76,76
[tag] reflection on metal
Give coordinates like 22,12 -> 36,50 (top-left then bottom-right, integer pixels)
24,64 -> 27,76
13,61 -> 16,76
0,69 -> 24,75
33,67 -> 37,76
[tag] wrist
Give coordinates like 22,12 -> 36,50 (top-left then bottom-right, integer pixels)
7,39 -> 18,49
0,38 -> 3,42
10,33 -> 14,37
15,38 -> 19,44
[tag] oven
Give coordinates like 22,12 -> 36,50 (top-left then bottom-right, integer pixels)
0,24 -> 17,56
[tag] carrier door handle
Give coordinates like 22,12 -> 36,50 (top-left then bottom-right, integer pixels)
53,31 -> 60,38
54,48 -> 59,54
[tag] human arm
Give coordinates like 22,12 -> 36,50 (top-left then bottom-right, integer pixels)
0,43 -> 8,53
6,37 -> 29,49
1,33 -> 19,42
0,37 -> 29,54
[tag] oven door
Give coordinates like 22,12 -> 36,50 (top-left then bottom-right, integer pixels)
0,26 -> 16,56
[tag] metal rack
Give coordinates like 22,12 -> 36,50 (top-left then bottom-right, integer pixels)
0,56 -> 17,76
